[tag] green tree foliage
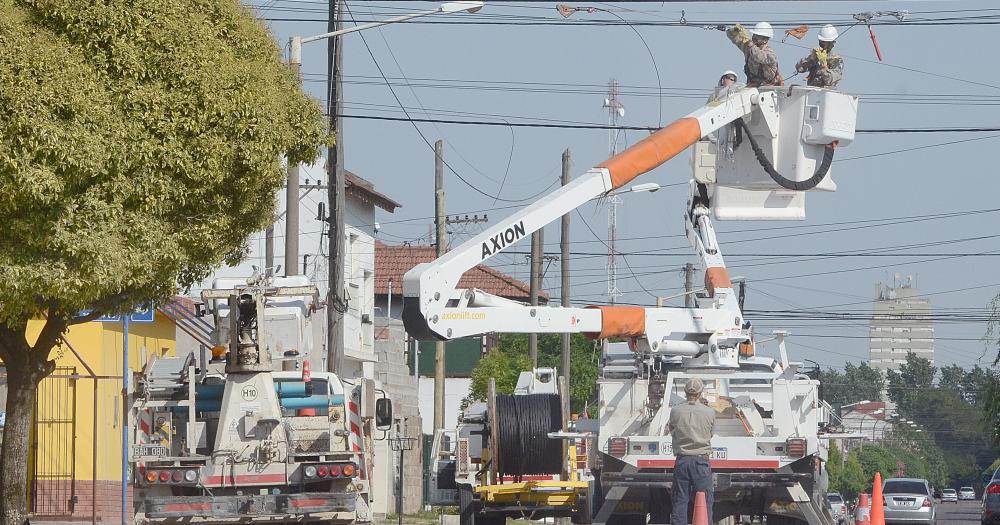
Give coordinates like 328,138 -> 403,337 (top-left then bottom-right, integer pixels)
0,1 -> 326,522
468,333 -> 599,413
821,362 -> 884,408
886,353 -> 937,415
828,444 -> 871,498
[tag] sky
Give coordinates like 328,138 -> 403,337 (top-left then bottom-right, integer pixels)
209,0 -> 1000,372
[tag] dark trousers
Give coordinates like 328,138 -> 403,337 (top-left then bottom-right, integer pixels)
671,454 -> 714,525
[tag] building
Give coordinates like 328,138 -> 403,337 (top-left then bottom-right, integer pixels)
868,276 -> 934,372
8,306 -> 184,523
372,241 -> 546,434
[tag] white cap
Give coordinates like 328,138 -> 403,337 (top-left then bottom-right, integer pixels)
721,70 -> 739,81
685,378 -> 705,396
818,24 -> 839,42
751,21 -> 774,39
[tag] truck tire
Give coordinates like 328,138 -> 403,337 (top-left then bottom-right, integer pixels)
460,484 -> 477,525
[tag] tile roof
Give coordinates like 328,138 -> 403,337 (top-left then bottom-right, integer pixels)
345,170 -> 400,213
375,241 -> 548,302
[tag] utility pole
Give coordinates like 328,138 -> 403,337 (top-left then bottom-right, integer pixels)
265,226 -> 274,271
560,149 -> 571,388
326,0 -> 346,374
434,140 -> 447,432
684,262 -> 695,308
529,227 -> 544,367
285,154 -> 300,276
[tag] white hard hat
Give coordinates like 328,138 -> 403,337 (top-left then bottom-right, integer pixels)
751,21 -> 774,39
818,24 -> 839,42
721,70 -> 739,80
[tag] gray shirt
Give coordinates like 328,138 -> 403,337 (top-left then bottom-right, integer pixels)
668,400 -> 717,457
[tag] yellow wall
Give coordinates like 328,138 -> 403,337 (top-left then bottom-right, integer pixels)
25,312 -> 177,481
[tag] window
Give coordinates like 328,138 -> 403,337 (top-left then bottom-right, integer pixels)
883,481 -> 929,495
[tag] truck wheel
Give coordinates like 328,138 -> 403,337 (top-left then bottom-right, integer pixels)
459,484 -> 477,525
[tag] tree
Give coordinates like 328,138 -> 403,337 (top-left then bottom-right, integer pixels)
886,353 -> 936,415
820,362 -> 884,408
467,333 -> 600,413
0,2 -> 326,523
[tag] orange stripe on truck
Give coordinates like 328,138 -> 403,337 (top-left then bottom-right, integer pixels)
585,306 -> 646,340
704,267 -> 732,298
598,117 -> 702,189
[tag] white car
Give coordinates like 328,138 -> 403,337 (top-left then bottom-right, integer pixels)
959,486 -> 976,500
941,489 -> 958,503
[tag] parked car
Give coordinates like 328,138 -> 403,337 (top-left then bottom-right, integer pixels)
828,492 -> 849,525
983,472 -> 1000,525
883,478 -> 936,525
961,487 -> 977,501
941,489 -> 958,503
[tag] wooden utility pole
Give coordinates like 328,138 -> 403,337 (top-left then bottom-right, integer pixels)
529,227 -> 544,367
326,0 -> 346,374
434,140 -> 447,431
560,149 -> 571,388
684,262 -> 695,308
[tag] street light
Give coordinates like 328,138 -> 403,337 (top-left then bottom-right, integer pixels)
609,182 -> 661,197
282,1 -> 482,374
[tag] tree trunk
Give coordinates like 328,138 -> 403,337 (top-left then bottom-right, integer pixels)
1,368 -> 39,525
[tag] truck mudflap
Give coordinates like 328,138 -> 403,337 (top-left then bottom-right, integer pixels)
145,492 -> 355,519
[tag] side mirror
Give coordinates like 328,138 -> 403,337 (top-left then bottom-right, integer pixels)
375,398 -> 393,430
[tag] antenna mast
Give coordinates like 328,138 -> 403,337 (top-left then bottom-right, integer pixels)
603,79 -> 625,304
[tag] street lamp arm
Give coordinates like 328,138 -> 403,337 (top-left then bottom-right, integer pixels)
301,9 -> 439,44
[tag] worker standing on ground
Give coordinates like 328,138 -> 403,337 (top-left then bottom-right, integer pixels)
795,25 -> 844,89
725,22 -> 783,87
667,378 -> 717,525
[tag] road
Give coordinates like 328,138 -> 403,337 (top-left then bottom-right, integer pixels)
937,500 -> 981,525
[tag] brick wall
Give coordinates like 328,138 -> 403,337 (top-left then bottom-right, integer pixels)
31,480 -> 133,523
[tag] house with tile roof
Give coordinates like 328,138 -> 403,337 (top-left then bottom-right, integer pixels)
373,240 -> 547,320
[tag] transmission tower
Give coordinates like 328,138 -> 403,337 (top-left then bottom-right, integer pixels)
603,79 -> 625,304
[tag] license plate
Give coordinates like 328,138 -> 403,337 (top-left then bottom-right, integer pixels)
711,447 -> 727,460
133,445 -> 168,457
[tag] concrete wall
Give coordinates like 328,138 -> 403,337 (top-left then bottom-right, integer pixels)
372,318 -> 422,515
418,377 -> 473,435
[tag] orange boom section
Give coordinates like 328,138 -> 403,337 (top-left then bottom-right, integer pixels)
598,117 -> 703,189
585,306 -> 646,340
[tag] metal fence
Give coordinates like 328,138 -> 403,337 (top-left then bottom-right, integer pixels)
31,366 -> 78,516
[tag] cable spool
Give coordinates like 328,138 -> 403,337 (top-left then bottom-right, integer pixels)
494,393 -> 563,479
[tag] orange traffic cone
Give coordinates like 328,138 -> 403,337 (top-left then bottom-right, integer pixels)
855,493 -> 871,525
693,491 -> 709,525
871,472 -> 885,525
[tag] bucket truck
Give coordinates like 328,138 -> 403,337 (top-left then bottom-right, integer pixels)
130,276 -> 391,525
404,85 -> 858,525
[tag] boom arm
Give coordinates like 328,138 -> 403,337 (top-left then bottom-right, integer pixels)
402,88 -> 763,348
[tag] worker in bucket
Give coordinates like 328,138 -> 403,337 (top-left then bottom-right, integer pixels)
708,70 -> 744,102
795,25 -> 844,89
707,71 -> 744,160
724,22 -> 783,87
667,378 -> 717,525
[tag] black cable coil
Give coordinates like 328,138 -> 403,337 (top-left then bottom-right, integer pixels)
736,117 -> 836,192
494,393 -> 563,479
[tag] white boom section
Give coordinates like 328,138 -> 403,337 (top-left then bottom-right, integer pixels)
403,89 -> 761,353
